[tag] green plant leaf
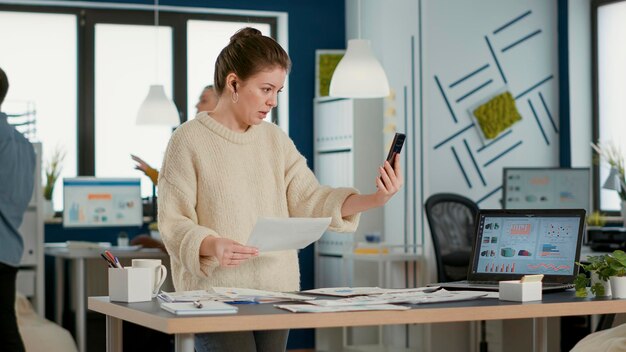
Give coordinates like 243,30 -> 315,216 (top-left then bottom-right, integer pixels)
590,282 -> 606,296
573,273 -> 589,297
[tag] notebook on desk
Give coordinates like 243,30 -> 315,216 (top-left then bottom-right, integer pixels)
431,209 -> 586,292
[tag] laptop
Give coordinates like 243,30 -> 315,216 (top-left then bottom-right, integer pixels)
433,209 -> 586,292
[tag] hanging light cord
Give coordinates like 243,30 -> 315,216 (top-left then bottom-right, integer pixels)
357,0 -> 362,39
154,0 -> 160,83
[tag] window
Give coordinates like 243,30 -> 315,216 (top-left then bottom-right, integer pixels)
593,0 -> 626,212
94,23 -> 174,198
0,10 -> 77,210
0,4 -> 280,204
186,20 -> 271,119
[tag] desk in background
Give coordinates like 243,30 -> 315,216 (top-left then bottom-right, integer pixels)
46,245 -> 168,352
89,291 -> 626,352
587,226 -> 626,252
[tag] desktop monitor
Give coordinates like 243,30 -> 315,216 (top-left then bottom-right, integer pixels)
502,168 -> 591,213
63,177 -> 143,228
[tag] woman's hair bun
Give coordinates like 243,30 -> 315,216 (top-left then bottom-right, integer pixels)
230,27 -> 262,43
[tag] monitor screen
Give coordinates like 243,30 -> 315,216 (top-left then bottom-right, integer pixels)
502,168 -> 590,213
63,177 -> 143,228
474,214 -> 582,277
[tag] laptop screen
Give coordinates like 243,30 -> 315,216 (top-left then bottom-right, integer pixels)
469,209 -> 586,283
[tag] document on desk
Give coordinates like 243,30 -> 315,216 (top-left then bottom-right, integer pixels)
275,304 -> 411,313
246,217 -> 331,252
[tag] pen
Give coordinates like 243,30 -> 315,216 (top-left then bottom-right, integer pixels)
105,250 -> 123,269
114,257 -> 123,269
100,253 -> 116,268
193,300 -> 203,309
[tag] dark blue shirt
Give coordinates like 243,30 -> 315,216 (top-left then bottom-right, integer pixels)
0,112 -> 35,267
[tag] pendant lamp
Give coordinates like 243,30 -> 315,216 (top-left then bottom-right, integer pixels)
136,85 -> 180,125
329,0 -> 390,98
603,167 -> 624,192
136,0 -> 179,126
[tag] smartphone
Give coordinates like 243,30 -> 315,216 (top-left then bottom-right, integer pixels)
385,133 -> 406,168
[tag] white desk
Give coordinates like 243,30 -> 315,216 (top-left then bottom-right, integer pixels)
89,291 -> 626,352
341,247 -> 422,349
45,245 -> 168,352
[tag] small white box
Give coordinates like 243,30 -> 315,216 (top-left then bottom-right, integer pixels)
499,280 -> 542,302
108,267 -> 153,303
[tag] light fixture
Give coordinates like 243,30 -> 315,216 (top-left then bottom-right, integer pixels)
603,167 -> 624,191
136,0 -> 179,127
329,0 -> 390,98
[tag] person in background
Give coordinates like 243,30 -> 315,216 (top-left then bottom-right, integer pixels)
0,67 -> 36,352
130,85 -> 220,250
157,27 -> 403,352
131,85 -> 219,184
195,85 -> 218,115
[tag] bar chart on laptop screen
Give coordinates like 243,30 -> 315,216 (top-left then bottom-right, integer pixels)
476,217 -> 578,275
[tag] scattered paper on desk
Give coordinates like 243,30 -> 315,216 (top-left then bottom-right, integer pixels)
275,304 -> 410,313
160,301 -> 238,315
246,217 -> 331,252
307,289 -> 487,306
302,287 -> 385,297
213,287 -> 314,302
478,291 -> 500,299
412,290 -> 488,304
301,286 -> 440,297
157,290 -> 223,302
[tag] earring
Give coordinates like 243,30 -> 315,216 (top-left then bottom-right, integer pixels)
231,91 -> 239,103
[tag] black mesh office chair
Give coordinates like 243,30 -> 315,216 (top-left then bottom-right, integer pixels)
424,193 -> 487,352
424,193 -> 478,283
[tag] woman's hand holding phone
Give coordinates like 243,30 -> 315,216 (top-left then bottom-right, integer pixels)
375,154 -> 403,206
340,133 -> 406,217
375,133 -> 405,205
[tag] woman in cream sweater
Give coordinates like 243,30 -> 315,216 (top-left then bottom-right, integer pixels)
158,27 -> 402,352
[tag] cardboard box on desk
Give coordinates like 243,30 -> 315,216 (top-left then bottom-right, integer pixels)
108,267 -> 152,302
499,280 -> 542,302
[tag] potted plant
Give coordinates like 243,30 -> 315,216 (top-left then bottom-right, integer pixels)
43,146 -> 65,218
606,250 -> 626,299
575,254 -> 611,298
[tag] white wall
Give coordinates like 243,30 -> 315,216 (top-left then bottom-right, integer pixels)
347,0 -> 565,350
424,0 -> 559,209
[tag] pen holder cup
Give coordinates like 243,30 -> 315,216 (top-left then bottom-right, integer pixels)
499,280 -> 542,302
108,267 -> 153,303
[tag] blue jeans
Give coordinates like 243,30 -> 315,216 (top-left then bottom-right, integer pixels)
194,329 -> 289,352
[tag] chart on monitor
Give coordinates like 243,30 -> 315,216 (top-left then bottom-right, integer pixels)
63,177 -> 143,227
502,168 -> 590,213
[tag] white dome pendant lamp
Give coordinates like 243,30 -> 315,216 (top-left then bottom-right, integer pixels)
136,85 -> 180,125
329,0 -> 390,98
136,0 -> 180,127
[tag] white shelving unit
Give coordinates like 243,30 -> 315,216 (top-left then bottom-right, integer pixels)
17,142 -> 45,316
313,96 -> 385,350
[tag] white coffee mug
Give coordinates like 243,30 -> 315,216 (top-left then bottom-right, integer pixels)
131,259 -> 167,296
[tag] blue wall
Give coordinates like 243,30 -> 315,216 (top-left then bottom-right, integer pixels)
42,0 -> 346,349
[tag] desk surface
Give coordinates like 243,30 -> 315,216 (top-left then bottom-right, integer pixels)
88,291 -> 626,334
45,246 -> 167,259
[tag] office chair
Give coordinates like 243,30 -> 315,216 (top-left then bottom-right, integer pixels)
424,193 -> 478,283
424,193 -> 487,352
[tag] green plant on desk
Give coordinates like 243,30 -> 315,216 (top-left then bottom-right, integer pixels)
575,250 -> 626,297
606,250 -> 626,277
575,254 -> 611,297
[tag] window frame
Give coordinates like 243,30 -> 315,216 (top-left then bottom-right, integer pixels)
591,0 -> 626,214
0,3 -> 279,176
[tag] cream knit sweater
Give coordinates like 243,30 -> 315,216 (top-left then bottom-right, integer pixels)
158,113 -> 360,292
